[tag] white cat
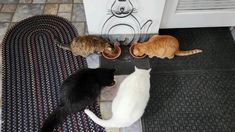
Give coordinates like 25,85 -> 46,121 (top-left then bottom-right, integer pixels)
84,67 -> 151,128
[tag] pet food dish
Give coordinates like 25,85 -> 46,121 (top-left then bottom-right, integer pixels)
102,44 -> 121,59
129,44 -> 147,59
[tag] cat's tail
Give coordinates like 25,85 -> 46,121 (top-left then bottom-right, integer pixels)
40,106 -> 68,132
85,109 -> 120,128
54,39 -> 71,51
175,49 -> 202,56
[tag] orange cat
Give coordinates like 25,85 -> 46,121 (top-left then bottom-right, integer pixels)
55,35 -> 112,57
133,35 -> 202,59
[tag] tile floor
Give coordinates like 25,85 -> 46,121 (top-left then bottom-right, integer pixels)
0,0 -> 142,131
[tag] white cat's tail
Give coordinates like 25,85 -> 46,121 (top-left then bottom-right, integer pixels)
84,109 -> 119,128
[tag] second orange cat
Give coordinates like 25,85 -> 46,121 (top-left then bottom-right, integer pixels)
133,35 -> 202,59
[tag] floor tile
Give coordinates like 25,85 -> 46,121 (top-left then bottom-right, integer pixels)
19,0 -> 32,3
100,75 -> 127,102
0,23 -> 10,44
120,120 -> 142,132
86,54 -> 100,68
57,12 -> 71,21
43,4 -> 58,15
32,0 -> 46,3
106,127 -> 120,132
0,0 -> 19,3
0,13 -> 13,22
74,0 -> 83,3
100,102 -> 120,132
100,102 -> 112,119
9,22 -> 17,28
1,4 -> 17,12
58,4 -> 72,12
12,4 -> 44,22
46,0 -> 72,3
72,4 -> 86,22
72,22 -> 85,35
0,4 -> 3,10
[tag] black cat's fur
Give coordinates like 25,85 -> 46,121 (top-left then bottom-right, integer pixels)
40,68 -> 116,132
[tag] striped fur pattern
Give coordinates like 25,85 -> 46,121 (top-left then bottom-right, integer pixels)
55,35 -> 111,57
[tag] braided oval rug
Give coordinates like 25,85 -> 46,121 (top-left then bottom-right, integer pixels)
2,15 -> 104,132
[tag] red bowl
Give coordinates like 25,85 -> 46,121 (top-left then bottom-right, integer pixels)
129,44 -> 147,59
102,45 -> 121,59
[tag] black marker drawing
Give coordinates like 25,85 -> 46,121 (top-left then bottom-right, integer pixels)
101,0 -> 153,45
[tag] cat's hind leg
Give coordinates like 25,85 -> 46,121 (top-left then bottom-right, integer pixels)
167,55 -> 174,59
166,49 -> 175,59
157,56 -> 165,59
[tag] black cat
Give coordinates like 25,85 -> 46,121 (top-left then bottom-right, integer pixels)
40,68 -> 116,132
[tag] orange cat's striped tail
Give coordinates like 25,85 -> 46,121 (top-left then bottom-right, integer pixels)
175,49 -> 202,56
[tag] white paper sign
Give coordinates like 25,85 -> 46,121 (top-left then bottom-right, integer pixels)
84,0 -> 166,44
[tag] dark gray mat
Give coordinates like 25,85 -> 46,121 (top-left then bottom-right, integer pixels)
142,28 -> 235,132
1,15 -> 104,132
150,28 -> 235,72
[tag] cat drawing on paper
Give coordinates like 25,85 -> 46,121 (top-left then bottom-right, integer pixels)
133,35 -> 202,59
101,0 -> 152,44
85,67 -> 151,128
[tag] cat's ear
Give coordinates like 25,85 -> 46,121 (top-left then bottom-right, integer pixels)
147,68 -> 151,73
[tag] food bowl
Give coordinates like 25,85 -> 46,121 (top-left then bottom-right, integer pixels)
129,44 -> 147,59
102,44 -> 121,59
